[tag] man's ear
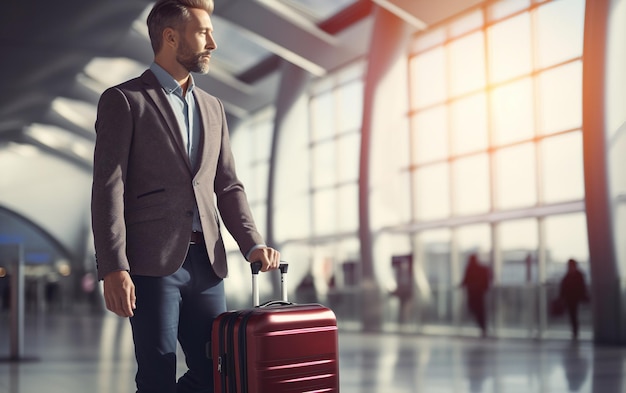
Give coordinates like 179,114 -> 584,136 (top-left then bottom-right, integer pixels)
163,27 -> 177,48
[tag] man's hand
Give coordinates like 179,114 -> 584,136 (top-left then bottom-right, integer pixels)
249,247 -> 281,272
103,270 -> 136,317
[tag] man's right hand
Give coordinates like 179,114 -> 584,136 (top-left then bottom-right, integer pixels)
103,270 -> 136,317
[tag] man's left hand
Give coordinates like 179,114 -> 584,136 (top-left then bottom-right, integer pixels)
249,247 -> 281,272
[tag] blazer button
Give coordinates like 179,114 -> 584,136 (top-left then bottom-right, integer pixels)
185,210 -> 193,217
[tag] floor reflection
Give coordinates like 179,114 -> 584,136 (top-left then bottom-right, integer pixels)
0,312 -> 623,392
562,343 -> 590,391
463,345 -> 490,393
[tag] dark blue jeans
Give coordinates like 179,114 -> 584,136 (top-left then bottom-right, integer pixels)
130,244 -> 226,393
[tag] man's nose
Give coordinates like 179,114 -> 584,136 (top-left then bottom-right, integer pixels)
206,37 -> 217,51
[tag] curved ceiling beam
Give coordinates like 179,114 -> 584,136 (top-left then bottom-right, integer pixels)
39,111 -> 96,142
0,93 -> 51,127
0,148 -> 93,265
372,0 -> 482,28
214,0 -> 340,76
0,205 -> 75,265
20,134 -> 92,171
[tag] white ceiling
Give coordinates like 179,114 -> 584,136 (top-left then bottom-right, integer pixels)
0,0 -> 479,266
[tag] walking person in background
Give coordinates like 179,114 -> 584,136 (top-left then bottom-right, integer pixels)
559,259 -> 589,340
91,0 -> 280,391
460,254 -> 491,338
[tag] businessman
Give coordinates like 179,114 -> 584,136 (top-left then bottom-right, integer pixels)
91,0 -> 280,391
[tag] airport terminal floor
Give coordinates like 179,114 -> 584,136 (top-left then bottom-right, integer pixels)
1,309 -> 625,393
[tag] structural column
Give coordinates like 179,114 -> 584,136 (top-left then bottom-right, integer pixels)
359,6 -> 413,330
582,0 -> 625,345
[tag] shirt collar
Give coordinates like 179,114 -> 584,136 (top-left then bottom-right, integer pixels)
149,62 -> 195,96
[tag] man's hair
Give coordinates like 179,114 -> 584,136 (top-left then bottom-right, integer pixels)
147,0 -> 214,54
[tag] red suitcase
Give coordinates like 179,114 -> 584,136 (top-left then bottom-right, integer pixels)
211,262 -> 340,393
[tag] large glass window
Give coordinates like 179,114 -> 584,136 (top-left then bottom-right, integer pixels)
225,110 -> 275,305
544,213 -> 589,280
499,219 -> 538,284
412,106 -> 448,164
450,93 -> 489,155
308,64 -> 363,256
535,0 -> 585,69
229,110 -> 273,235
452,154 -> 490,215
448,31 -> 486,96
490,78 -> 534,146
488,0 -> 530,20
537,62 -> 583,134
414,163 -> 450,220
494,143 -> 536,209
310,91 -> 335,140
541,131 -> 585,203
410,47 -> 446,109
312,140 -> 336,189
405,0 -> 587,338
419,229 -> 453,325
488,13 -> 532,84
457,224 -> 492,264
286,63 -> 364,321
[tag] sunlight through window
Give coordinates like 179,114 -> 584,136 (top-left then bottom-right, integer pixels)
402,0 -> 588,337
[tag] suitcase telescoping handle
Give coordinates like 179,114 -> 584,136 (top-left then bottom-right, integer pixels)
250,261 -> 289,307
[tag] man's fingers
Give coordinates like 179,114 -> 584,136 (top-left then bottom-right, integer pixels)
122,300 -> 135,317
105,293 -> 130,317
269,249 -> 280,268
105,294 -> 122,317
118,282 -> 135,317
131,286 -> 137,310
263,248 -> 281,271
103,270 -> 135,317
104,294 -> 113,313
250,247 -> 281,272
123,285 -> 136,317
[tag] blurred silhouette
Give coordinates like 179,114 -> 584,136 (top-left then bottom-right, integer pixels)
390,255 -> 413,324
44,272 -> 61,310
460,254 -> 491,337
0,278 -> 8,310
295,272 -> 318,304
559,259 -> 589,340
464,345 -> 490,393
561,343 -> 590,391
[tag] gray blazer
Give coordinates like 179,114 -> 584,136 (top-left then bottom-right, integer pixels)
91,70 -> 264,280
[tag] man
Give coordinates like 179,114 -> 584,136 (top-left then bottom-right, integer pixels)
91,0 -> 280,391
460,254 -> 491,337
559,259 -> 589,340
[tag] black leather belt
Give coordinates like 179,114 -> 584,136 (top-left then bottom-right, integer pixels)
190,231 -> 204,245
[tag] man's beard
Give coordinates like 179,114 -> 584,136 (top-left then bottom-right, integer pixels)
176,39 -> 210,74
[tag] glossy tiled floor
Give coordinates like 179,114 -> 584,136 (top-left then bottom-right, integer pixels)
0,310 -> 624,393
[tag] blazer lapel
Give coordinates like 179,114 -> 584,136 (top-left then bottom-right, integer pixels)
141,70 -> 193,171
194,90 -> 227,176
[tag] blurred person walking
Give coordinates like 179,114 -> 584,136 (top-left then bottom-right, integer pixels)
559,259 -> 589,340
460,254 -> 491,337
